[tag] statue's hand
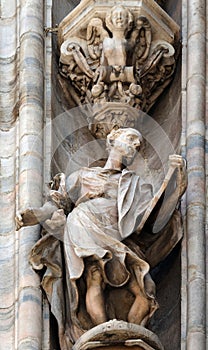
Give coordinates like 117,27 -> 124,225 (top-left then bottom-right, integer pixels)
15,212 -> 24,231
15,208 -> 39,230
168,154 -> 185,169
44,209 -> 66,240
168,154 -> 187,196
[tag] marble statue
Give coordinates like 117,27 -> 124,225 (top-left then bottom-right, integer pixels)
16,128 -> 186,349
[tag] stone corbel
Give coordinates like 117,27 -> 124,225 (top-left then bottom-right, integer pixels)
57,0 -> 179,124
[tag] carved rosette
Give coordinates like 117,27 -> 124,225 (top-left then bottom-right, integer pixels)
90,103 -> 142,138
58,0 -> 179,121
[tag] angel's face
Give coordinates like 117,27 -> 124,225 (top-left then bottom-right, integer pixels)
111,6 -> 128,30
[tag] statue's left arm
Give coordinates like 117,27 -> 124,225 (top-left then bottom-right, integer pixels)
168,154 -> 187,198
135,154 -> 187,235
139,155 -> 187,267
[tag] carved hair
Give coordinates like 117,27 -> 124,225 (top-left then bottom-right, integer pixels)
106,127 -> 143,151
106,5 -> 134,34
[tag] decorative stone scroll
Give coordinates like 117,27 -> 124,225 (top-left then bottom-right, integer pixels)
58,0 -> 179,113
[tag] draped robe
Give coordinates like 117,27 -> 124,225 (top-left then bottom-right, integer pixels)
30,166 -> 182,348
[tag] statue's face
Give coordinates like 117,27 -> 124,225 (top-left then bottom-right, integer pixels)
111,6 -> 128,29
113,129 -> 141,162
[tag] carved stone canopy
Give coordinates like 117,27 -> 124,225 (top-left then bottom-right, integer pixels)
58,0 -> 179,46
57,0 -> 180,116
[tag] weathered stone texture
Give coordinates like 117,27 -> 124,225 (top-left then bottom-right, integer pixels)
185,0 -> 207,349
17,1 -> 44,349
0,1 -> 19,348
0,0 -> 208,349
0,0 -> 45,349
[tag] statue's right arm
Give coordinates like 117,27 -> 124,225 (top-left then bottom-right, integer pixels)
15,170 -> 81,231
15,201 -> 58,231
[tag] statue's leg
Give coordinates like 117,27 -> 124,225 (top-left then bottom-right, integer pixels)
85,264 -> 107,325
144,272 -> 156,298
127,267 -> 156,326
127,274 -> 150,326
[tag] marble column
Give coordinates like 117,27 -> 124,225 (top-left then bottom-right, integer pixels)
17,0 -> 44,349
0,0 -> 18,347
184,0 -> 207,348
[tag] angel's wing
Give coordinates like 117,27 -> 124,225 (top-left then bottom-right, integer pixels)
130,16 -> 151,65
87,17 -> 109,61
138,40 -> 175,78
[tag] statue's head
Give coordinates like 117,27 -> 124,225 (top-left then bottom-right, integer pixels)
106,5 -> 134,34
106,127 -> 142,165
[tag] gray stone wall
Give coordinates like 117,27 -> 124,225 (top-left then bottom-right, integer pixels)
0,1 -> 21,348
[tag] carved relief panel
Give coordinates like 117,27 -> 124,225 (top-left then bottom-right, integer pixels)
58,0 -> 179,112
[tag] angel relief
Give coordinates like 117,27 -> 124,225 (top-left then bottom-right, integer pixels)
59,5 -> 176,111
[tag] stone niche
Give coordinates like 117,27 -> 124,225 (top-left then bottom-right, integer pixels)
50,0 -> 182,349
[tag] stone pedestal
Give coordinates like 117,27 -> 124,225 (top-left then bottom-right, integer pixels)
73,320 -> 164,350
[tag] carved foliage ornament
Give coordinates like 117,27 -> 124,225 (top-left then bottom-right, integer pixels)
59,3 -> 178,112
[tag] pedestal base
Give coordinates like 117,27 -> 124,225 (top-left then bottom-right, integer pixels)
72,320 -> 164,350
